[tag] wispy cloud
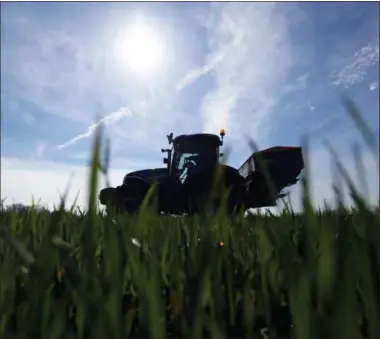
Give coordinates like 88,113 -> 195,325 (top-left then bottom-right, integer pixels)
281,73 -> 310,97
2,14 -> 95,124
175,50 -> 225,91
56,107 -> 133,150
331,37 -> 379,88
308,103 -> 316,112
369,81 -> 379,91
21,113 -> 36,126
178,3 -> 303,139
31,142 -> 46,159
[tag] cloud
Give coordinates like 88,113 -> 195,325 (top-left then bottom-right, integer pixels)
56,107 -> 133,150
369,81 -> 379,91
308,103 -> 316,111
175,50 -> 225,91
178,3 -> 303,139
281,74 -> 311,96
1,157 -> 130,210
2,14 -> 96,124
331,37 -> 379,88
2,7 -> 151,128
1,5 -> 193,155
21,113 -> 36,126
30,142 -> 46,159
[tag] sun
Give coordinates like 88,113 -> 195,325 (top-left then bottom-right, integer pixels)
118,20 -> 164,78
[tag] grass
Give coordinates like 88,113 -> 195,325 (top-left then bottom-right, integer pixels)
0,100 -> 379,339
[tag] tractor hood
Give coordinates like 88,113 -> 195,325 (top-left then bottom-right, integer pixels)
125,168 -> 168,183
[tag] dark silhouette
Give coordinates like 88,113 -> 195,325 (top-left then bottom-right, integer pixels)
99,131 -> 304,215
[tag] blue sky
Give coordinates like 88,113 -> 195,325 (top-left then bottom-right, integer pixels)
1,1 -> 379,211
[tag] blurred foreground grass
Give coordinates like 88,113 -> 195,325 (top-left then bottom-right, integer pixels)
0,100 -> 379,339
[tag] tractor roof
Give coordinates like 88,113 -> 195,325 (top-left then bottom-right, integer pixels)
173,133 -> 221,147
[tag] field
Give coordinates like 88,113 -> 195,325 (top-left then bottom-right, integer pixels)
0,101 -> 379,339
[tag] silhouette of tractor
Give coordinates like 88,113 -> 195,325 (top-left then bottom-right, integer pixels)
99,130 -> 304,215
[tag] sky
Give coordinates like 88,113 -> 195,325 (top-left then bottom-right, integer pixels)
1,1 -> 379,212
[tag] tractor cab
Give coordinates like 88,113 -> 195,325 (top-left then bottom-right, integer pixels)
162,130 -> 225,183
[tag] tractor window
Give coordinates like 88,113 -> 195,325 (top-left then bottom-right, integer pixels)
172,138 -> 219,180
177,153 -> 198,171
174,149 -> 217,180
175,152 -> 199,183
179,167 -> 188,183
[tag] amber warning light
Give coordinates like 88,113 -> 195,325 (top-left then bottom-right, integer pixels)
220,129 -> 225,136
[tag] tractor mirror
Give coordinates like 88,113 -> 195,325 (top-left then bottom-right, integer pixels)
163,158 -> 169,164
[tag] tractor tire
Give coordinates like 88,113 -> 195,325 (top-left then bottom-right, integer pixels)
99,187 -> 119,213
99,186 -> 142,215
113,185 -> 144,214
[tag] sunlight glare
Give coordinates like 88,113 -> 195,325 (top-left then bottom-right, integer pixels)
118,20 -> 164,78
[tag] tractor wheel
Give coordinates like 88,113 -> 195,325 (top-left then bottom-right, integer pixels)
99,187 -> 119,214
100,186 -> 141,215
106,200 -> 140,215
113,186 -> 144,215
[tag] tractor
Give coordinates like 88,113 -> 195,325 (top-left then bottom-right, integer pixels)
98,130 -> 304,215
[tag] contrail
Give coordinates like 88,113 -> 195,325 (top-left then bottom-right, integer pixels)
175,50 -> 225,91
56,107 -> 132,150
